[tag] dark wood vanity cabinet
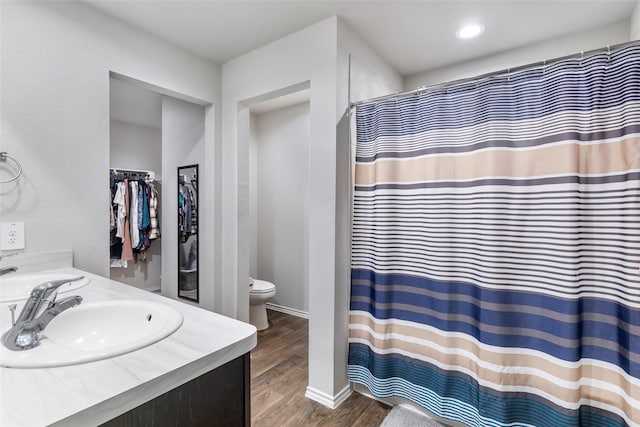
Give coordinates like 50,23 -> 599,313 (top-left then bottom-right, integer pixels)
101,353 -> 250,427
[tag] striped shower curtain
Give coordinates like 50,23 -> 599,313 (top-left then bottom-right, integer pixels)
348,43 -> 640,427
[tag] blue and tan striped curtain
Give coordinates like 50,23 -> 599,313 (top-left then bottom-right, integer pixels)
348,43 -> 640,427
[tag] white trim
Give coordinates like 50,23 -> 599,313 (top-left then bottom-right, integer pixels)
305,384 -> 352,409
144,286 -> 161,293
266,302 -> 309,319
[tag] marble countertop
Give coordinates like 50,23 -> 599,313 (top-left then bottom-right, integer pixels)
0,268 -> 257,427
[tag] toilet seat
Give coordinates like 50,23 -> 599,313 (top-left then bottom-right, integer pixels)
250,279 -> 275,294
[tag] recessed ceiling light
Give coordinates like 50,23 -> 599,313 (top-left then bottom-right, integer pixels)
456,24 -> 484,40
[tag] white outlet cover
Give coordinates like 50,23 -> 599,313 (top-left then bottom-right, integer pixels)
1,223 -> 25,250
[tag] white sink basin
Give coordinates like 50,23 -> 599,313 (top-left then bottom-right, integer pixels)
0,300 -> 183,368
0,273 -> 90,303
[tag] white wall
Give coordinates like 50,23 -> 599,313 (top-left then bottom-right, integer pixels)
333,16 -> 404,407
337,17 -> 403,105
109,119 -> 162,291
222,15 -> 402,406
404,20 -> 631,90
0,1 -> 220,295
249,115 -> 259,278
253,102 -> 310,313
161,96 -> 205,304
632,0 -> 640,40
222,17 -> 339,402
110,120 -> 162,173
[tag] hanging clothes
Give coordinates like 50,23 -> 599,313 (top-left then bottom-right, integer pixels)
121,179 -> 134,262
178,181 -> 197,243
129,180 -> 140,249
110,181 -> 126,266
141,182 -> 152,249
109,190 -> 115,231
188,183 -> 197,235
149,183 -> 160,240
113,181 -> 126,238
135,180 -> 147,251
110,171 -> 160,267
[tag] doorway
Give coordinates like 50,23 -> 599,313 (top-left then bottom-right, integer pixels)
109,77 -> 163,292
108,74 -> 211,306
248,86 -> 311,320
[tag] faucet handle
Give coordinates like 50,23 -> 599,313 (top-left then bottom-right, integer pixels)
32,276 -> 85,301
8,304 -> 17,326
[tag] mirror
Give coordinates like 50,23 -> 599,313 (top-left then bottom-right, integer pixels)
178,164 -> 199,302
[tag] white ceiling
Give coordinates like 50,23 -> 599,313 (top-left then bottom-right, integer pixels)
88,1 -> 636,76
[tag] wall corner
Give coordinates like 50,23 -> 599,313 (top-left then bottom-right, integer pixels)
632,0 -> 640,40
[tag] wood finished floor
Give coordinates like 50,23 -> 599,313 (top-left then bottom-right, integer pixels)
251,310 -> 391,427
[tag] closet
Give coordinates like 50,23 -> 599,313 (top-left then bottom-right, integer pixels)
109,76 -> 207,301
109,169 -> 161,266
109,78 -> 163,291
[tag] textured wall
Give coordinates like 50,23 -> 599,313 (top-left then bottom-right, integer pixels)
0,2 -> 220,280
254,102 -> 310,313
161,96 -> 205,304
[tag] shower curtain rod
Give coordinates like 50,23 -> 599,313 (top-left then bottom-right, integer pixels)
350,39 -> 640,108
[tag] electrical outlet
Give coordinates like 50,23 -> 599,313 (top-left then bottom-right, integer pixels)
1,223 -> 25,250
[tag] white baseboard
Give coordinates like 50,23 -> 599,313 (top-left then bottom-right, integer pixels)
305,384 -> 352,409
144,286 -> 161,293
266,302 -> 309,319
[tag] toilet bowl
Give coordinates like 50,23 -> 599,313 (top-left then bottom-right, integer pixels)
249,278 -> 276,331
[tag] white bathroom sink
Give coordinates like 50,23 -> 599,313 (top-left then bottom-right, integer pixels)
0,300 -> 183,368
0,273 -> 90,303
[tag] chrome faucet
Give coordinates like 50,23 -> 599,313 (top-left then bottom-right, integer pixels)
1,277 -> 84,351
0,254 -> 18,276
0,266 -> 18,276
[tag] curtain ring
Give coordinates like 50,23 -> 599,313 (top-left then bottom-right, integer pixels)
0,152 -> 23,183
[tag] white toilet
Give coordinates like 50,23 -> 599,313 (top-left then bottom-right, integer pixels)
249,277 -> 276,331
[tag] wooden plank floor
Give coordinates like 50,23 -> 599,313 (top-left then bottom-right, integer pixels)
251,310 -> 391,427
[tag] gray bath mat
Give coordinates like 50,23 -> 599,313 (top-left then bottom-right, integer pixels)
381,406 -> 445,427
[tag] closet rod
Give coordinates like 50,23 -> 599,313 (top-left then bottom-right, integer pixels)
350,39 -> 640,108
111,167 -> 158,182
111,167 -> 154,174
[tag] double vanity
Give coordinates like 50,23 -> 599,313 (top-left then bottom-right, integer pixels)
0,253 -> 256,426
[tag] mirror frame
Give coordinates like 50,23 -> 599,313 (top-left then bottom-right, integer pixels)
177,164 -> 199,302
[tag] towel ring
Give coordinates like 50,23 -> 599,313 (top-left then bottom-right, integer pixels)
0,152 -> 22,183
